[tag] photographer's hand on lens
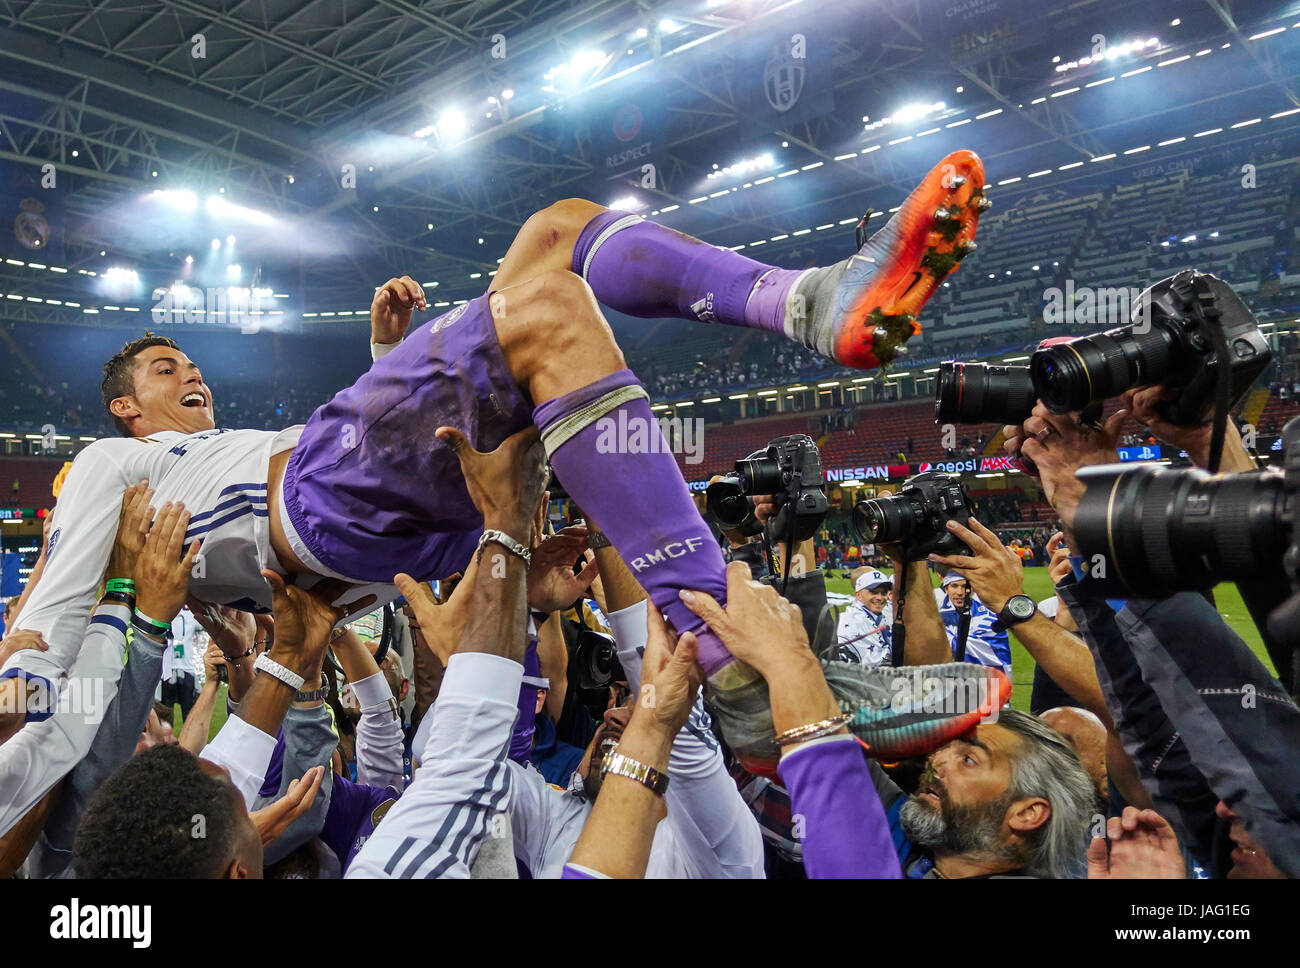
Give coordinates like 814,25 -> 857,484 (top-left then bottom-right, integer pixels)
1018,403 -> 1126,546
707,475 -> 778,547
1120,386 -> 1256,473
928,516 -> 1025,614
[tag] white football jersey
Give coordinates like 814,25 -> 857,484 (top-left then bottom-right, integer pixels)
8,426 -> 301,681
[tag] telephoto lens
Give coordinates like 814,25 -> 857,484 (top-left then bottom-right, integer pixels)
1029,269 -> 1270,425
1029,326 -> 1178,415
853,471 -> 973,561
1072,462 -> 1289,598
935,361 -> 1036,425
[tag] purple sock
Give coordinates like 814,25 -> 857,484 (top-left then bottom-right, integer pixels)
533,369 -> 735,676
572,210 -> 803,334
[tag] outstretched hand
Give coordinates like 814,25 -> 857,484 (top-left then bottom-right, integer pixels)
436,424 -> 548,538
260,571 -> 373,677
371,275 -> 426,345
106,482 -> 154,582
249,765 -> 326,847
1013,403 -> 1126,539
134,502 -> 202,625
678,561 -> 809,677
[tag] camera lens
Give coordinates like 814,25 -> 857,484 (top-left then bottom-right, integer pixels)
738,455 -> 784,494
1073,463 -> 1288,597
1031,326 -> 1179,414
935,361 -> 1035,425
853,494 -> 916,544
705,477 -> 751,529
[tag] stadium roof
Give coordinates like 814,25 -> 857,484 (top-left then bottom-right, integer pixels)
1,0 -> 1298,322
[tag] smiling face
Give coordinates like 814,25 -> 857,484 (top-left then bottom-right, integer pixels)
106,343 -> 215,437
945,579 -> 971,609
856,584 -> 890,612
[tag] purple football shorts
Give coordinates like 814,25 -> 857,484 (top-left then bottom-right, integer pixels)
282,294 -> 533,582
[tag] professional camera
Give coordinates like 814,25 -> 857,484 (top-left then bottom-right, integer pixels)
706,433 -> 829,542
1030,269 -> 1271,426
852,471 -> 974,561
1072,416 -> 1300,685
934,360 -> 1035,426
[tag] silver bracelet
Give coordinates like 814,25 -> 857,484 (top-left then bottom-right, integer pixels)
253,652 -> 305,692
476,528 -> 531,567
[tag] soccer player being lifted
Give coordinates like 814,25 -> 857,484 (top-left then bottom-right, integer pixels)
3,151 -> 988,772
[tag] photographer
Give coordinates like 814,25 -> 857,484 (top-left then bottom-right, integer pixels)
1003,399 -> 1300,877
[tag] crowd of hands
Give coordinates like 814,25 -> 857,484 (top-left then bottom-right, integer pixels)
0,375 -> 1265,879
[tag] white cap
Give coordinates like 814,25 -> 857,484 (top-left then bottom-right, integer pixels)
941,570 -> 968,588
855,569 -> 893,592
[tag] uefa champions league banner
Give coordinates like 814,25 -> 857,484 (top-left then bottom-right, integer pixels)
938,0 -> 1086,68
587,94 -> 668,189
737,23 -> 836,139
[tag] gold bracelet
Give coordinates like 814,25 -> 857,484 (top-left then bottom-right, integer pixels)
774,713 -> 852,746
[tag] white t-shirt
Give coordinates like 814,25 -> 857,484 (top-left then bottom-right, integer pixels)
162,608 -> 202,682
835,601 -> 894,667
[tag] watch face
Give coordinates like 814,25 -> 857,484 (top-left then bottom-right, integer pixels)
1009,596 -> 1036,619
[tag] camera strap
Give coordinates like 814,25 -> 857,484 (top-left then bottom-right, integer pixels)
1193,274 -> 1232,474
955,598 -> 972,662
890,565 -> 908,668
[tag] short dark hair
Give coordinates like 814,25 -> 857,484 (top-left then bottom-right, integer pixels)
101,332 -> 181,437
73,744 -> 238,878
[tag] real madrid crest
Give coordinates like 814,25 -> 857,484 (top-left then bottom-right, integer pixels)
14,198 -> 50,251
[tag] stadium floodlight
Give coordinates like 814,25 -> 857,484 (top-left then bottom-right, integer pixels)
570,49 -> 608,72
707,153 -> 777,180
608,195 -> 646,211
150,189 -> 198,211
437,108 -> 467,139
227,264 -> 242,279
412,124 -> 436,138
103,266 -> 139,285
501,88 -> 514,100
184,255 -> 194,265
226,234 -> 236,245
659,19 -> 684,34
210,238 -> 221,250
207,195 -> 273,225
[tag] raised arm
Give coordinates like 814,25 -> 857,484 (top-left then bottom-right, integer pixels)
566,603 -> 702,878
333,625 -> 405,791
682,563 -> 901,878
348,424 -> 546,879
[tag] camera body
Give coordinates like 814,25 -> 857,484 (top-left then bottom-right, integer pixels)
852,470 -> 973,561
706,433 -> 829,542
1031,269 -> 1271,426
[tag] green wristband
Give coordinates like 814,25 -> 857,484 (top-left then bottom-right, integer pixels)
132,610 -> 170,637
106,578 -> 136,595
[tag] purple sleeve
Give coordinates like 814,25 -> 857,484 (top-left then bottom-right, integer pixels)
562,865 -> 599,879
776,737 -> 901,878
320,773 -> 395,869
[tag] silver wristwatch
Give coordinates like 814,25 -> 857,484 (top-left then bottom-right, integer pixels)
476,529 -> 531,566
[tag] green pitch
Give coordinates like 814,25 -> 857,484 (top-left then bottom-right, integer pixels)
824,567 -> 1274,711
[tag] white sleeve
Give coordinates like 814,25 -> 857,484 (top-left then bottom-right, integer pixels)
605,599 -> 764,879
504,759 -> 587,878
351,671 -> 406,791
347,652 -> 520,879
200,715 -> 279,809
0,603 -> 129,838
4,444 -> 135,684
370,340 -> 401,362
